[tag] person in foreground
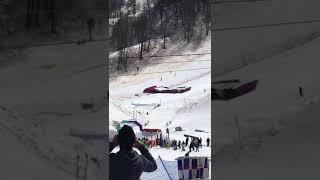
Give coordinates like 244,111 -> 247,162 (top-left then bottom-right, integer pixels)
109,125 -> 157,180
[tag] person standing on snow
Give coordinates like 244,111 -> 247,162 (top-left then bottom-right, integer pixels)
196,139 -> 200,152
166,127 -> 169,139
206,137 -> 210,147
191,139 -> 197,151
159,133 -> 163,147
298,86 -> 304,98
193,139 -> 199,152
182,141 -> 185,151
109,125 -> 157,180
189,141 -> 193,152
173,140 -> 177,150
186,137 -> 189,146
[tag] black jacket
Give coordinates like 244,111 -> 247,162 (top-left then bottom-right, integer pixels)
109,142 -> 157,180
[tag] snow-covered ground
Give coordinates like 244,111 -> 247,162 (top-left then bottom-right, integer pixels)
0,41 -> 107,180
213,0 -> 320,179
109,34 -> 211,178
213,0 -> 320,76
214,35 -> 320,179
0,112 -> 73,180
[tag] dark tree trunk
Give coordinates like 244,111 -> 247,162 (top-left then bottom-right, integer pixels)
35,0 -> 40,26
140,41 -> 143,60
26,0 -> 33,28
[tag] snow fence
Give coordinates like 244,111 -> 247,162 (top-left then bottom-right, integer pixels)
141,156 -> 209,180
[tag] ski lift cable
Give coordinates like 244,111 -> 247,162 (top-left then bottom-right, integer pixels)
213,19 -> 320,31
110,67 -> 210,77
3,38 -> 108,50
74,59 -> 211,74
213,0 -> 269,4
109,53 -> 212,59
14,20 -> 320,49
108,59 -> 212,65
147,59 -> 211,64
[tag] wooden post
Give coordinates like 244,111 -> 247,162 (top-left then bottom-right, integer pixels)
84,153 -> 88,180
234,116 -> 242,159
76,154 -> 80,180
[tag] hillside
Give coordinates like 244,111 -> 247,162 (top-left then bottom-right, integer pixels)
213,1 -> 320,179
0,40 -> 107,179
109,33 -> 211,179
109,1 -> 212,178
109,0 -> 210,78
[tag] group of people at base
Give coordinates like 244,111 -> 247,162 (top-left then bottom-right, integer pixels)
109,125 -> 212,180
137,135 -> 211,153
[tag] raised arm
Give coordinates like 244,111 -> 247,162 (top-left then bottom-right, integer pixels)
134,140 -> 157,172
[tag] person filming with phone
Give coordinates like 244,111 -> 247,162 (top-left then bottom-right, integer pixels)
109,125 -> 157,180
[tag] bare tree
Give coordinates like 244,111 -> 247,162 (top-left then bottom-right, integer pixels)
47,0 -> 56,33
127,0 -> 137,15
182,0 -> 196,43
145,0 -> 153,52
135,14 -> 147,60
201,0 -> 210,35
162,6 -> 168,49
111,11 -> 129,71
156,0 -> 164,29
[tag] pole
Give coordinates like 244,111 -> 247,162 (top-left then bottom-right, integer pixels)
76,154 -> 80,180
158,156 -> 173,180
84,153 -> 88,180
234,116 -> 241,159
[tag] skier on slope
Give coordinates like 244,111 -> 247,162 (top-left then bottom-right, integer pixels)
109,125 -> 157,180
298,86 -> 304,98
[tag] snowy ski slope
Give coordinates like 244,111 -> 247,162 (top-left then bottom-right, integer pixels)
109,35 -> 211,162
214,0 -> 320,179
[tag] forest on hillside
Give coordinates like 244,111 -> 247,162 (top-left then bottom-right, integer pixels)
0,0 -> 107,47
109,0 -> 210,73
